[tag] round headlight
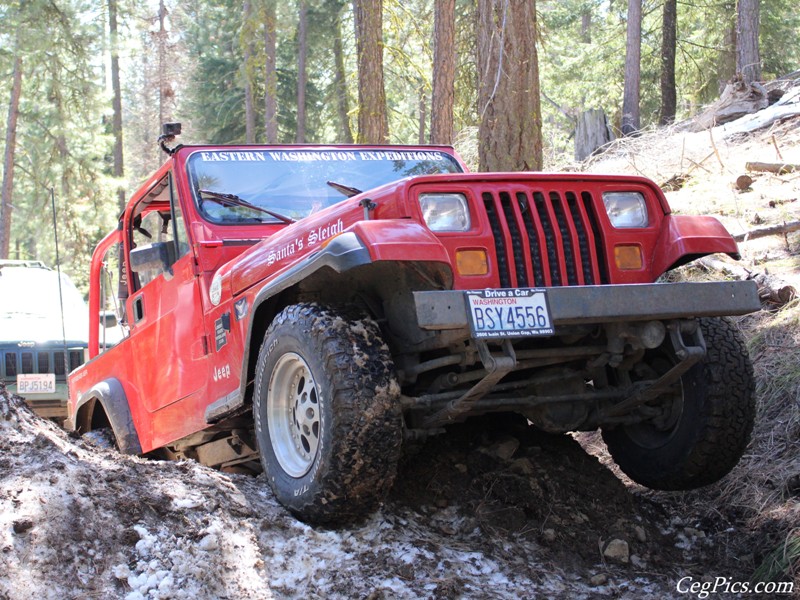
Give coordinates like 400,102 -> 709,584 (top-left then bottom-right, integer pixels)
419,193 -> 471,232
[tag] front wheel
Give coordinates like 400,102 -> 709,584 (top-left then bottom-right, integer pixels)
602,317 -> 756,490
253,303 -> 403,523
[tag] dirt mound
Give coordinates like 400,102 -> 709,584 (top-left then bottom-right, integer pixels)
2,383 -> 763,599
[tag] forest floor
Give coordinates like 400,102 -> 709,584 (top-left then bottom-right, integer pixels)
1,110 -> 799,600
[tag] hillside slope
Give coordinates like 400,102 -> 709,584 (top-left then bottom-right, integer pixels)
1,112 -> 799,599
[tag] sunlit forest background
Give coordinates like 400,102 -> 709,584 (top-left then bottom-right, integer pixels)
1,0 -> 798,288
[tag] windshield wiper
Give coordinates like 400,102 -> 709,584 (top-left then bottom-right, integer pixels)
326,180 -> 362,198
198,189 -> 295,224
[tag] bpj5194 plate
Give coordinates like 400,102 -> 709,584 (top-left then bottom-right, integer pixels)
17,373 -> 56,395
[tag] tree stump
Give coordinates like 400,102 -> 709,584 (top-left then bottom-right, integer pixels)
575,109 -> 614,161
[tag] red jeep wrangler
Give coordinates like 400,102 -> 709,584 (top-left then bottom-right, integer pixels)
68,126 -> 760,523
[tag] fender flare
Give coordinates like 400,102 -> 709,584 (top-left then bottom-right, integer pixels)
75,378 -> 142,454
225,225 -> 450,423
651,214 -> 741,276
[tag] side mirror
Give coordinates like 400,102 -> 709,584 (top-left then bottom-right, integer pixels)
129,242 -> 176,279
100,310 -> 118,328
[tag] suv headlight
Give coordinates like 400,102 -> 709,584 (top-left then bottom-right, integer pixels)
419,193 -> 470,232
602,192 -> 649,228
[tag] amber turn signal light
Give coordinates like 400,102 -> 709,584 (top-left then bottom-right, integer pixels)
456,249 -> 489,276
614,245 -> 644,270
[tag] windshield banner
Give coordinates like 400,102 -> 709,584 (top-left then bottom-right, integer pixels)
199,150 -> 446,163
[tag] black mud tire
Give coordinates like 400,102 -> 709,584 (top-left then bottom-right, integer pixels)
602,317 -> 756,490
253,303 -> 403,523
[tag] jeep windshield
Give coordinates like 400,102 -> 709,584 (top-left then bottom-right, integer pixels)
186,148 -> 463,224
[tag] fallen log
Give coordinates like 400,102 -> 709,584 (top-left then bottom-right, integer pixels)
719,85 -> 800,138
697,256 -> 796,307
745,162 -> 800,175
688,76 -> 768,132
733,220 -> 800,242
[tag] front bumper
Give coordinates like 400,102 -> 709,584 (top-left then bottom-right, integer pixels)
414,281 -> 761,331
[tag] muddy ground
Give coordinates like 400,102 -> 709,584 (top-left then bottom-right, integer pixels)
0,387 -> 785,600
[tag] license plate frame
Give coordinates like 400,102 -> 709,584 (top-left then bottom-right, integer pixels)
17,373 -> 56,395
465,288 -> 554,339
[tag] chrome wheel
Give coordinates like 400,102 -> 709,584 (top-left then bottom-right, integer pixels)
267,352 -> 320,477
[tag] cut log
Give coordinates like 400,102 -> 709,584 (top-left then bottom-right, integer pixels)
745,162 -> 800,175
753,272 -> 797,306
697,256 -> 796,307
736,174 -> 753,190
733,220 -> 800,242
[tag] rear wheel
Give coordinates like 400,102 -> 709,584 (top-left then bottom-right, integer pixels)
253,303 -> 403,523
602,317 -> 756,490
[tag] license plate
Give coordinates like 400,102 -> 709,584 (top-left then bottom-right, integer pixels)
465,289 -> 554,339
17,373 -> 56,395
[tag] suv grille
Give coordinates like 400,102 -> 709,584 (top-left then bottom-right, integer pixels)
1,348 -> 85,382
482,187 -> 609,287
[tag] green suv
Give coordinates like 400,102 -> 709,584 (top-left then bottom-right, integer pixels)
0,260 -> 88,422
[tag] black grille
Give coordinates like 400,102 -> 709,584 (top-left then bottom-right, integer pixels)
483,193 -> 511,288
54,352 -> 66,376
482,187 -> 608,287
69,350 -> 83,371
1,348 -> 85,381
5,354 -> 17,377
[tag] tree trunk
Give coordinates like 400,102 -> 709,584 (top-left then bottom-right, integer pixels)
264,0 -> 278,143
736,0 -> 761,84
296,0 -> 308,142
622,0 -> 641,135
477,0 -> 542,172
658,0 -> 677,125
243,0 -> 256,143
580,8 -> 591,44
418,88 -> 426,144
332,10 -> 354,143
0,55 -> 22,259
157,0 -> 167,126
109,0 -> 125,211
719,3 -> 737,87
430,0 -> 455,145
353,0 -> 388,143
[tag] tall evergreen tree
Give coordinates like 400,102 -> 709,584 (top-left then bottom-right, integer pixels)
353,0 -> 388,143
331,2 -> 354,143
622,0 -> 642,135
737,0 -> 761,82
264,0 -> 279,143
1,52 -> 23,259
242,0 -> 257,143
296,0 -> 308,142
477,0 -> 542,171
430,0 -> 455,144
659,0 -> 677,125
108,0 -> 125,211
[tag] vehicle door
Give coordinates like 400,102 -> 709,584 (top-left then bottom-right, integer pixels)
125,172 -> 208,440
